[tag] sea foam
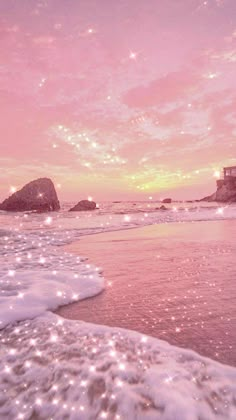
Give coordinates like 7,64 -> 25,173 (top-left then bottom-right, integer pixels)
0,269 -> 104,328
0,312 -> 236,420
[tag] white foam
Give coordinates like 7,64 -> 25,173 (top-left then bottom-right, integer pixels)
0,270 -> 103,328
0,226 -> 104,329
1,312 -> 235,420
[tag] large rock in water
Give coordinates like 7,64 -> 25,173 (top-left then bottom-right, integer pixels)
201,178 -> 236,202
0,178 -> 60,212
69,200 -> 97,211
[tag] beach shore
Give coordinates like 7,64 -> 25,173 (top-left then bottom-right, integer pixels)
57,220 -> 236,366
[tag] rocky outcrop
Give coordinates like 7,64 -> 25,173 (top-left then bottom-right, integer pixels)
69,200 -> 97,211
155,205 -> 168,210
162,198 -> 172,203
0,178 -> 60,212
201,177 -> 236,202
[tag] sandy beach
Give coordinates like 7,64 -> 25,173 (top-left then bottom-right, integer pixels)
57,220 -> 236,366
1,217 -> 236,419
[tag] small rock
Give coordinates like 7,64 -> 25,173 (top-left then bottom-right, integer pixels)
162,198 -> 172,203
69,200 -> 97,211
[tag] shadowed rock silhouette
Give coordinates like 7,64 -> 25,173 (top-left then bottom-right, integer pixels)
0,178 -> 60,212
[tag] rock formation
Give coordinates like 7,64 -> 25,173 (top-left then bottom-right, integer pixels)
155,205 -> 168,210
201,178 -> 236,202
162,198 -> 172,203
0,178 -> 60,212
69,200 -> 97,211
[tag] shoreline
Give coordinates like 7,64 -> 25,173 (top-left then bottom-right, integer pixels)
2,311 -> 236,419
1,219 -> 236,418
56,219 -> 236,366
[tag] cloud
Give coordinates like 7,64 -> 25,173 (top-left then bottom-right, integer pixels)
123,69 -> 200,108
33,36 -> 56,46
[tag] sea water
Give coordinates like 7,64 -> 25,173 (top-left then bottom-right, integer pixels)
1,200 -> 236,328
0,202 -> 236,419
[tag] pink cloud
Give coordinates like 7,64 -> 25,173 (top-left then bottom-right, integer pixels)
123,70 -> 200,108
33,36 -> 56,46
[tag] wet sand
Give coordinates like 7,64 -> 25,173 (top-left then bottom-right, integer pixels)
56,220 -> 236,366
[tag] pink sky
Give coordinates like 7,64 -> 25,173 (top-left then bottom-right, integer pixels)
0,0 -> 236,201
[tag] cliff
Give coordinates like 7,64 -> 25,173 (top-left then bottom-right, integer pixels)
201,177 -> 236,202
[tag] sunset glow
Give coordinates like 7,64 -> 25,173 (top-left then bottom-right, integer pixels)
0,0 -> 236,201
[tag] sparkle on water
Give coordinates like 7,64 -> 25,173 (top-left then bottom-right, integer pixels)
0,201 -> 236,419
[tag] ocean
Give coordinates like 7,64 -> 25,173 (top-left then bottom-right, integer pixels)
0,201 -> 236,419
0,200 -> 236,332
0,200 -> 235,323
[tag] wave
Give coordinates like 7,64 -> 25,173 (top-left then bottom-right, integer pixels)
1,312 -> 236,419
0,227 -> 104,329
1,203 -> 236,418
1,203 -> 236,328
